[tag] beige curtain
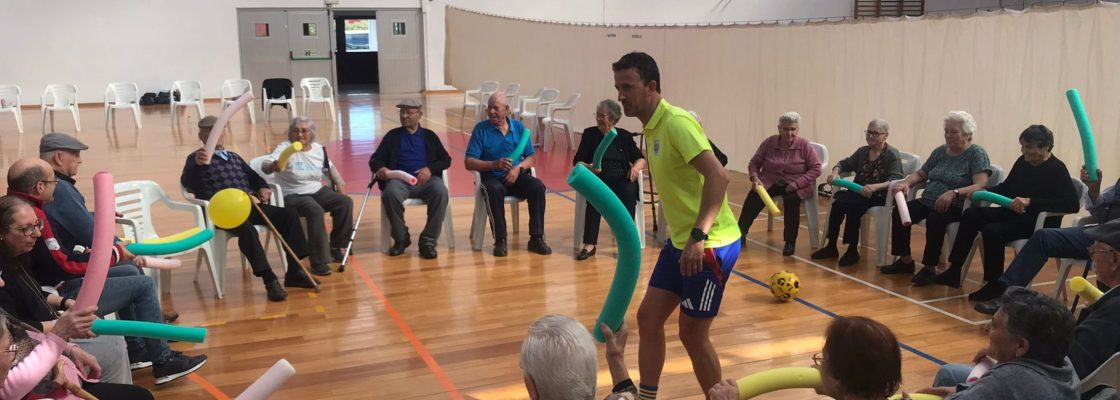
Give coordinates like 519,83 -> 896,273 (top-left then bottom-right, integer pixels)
448,3 -> 1120,181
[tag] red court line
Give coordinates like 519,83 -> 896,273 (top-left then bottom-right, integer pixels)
351,258 -> 465,400
189,373 -> 232,400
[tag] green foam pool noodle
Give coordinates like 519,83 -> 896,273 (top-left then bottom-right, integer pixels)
509,126 -> 531,161
831,178 -> 864,192
591,128 -> 618,170
92,319 -> 207,343
1067,88 -> 1099,181
568,164 -> 641,342
127,228 -> 215,256
971,191 -> 1013,208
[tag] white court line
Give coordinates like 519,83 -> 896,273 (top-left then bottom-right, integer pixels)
743,237 -> 990,326
920,293 -> 970,304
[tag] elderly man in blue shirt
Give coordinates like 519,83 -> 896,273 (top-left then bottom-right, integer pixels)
465,92 -> 551,257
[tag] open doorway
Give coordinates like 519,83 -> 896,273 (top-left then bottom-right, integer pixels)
334,14 -> 379,94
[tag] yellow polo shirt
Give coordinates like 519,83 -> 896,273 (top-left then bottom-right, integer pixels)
644,99 -> 741,248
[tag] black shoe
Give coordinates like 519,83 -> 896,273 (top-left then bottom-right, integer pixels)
493,240 -> 508,257
810,245 -> 839,260
388,238 -> 412,256
528,237 -> 553,255
331,247 -> 345,262
782,242 -> 795,256
969,281 -> 1008,302
153,352 -> 207,385
911,267 -> 936,286
284,271 -> 320,289
575,247 -> 597,261
975,300 -> 1001,315
128,348 -> 153,370
932,268 -> 962,289
838,248 -> 860,267
880,259 -> 916,274
310,263 -> 332,276
265,280 -> 287,302
419,244 -> 438,259
163,310 -> 180,323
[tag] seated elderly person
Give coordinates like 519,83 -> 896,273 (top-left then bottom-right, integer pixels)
369,99 -> 452,259
181,116 -> 317,302
974,166 -> 1120,314
709,316 -> 903,400
466,92 -> 551,257
881,111 -> 991,284
572,99 -> 646,260
918,287 -> 1079,399
521,315 -> 637,400
927,125 -> 1079,290
262,116 -> 354,275
739,112 -> 822,256
813,119 -> 904,266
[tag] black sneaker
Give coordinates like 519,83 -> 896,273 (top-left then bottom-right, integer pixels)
331,247 -> 345,262
388,238 -> 412,256
153,352 -> 207,385
310,263 -> 332,276
911,267 -> 936,286
880,259 -> 916,274
782,241 -> 796,256
968,281 -> 1008,302
528,237 -> 552,255
419,244 -> 438,259
838,248 -> 860,267
493,239 -> 508,257
284,271 -> 320,289
932,268 -> 962,289
265,280 -> 287,302
811,245 -> 839,260
975,300 -> 1000,315
128,348 -> 153,370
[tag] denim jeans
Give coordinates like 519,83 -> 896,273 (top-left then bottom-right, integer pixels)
60,268 -> 171,362
1000,227 -> 1092,287
934,363 -> 973,387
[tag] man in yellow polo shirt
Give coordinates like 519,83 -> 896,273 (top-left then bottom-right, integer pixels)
612,52 -> 741,399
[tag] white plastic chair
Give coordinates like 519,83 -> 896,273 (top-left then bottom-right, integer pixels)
103,82 -> 142,129
220,79 -> 257,124
1053,215 -> 1099,299
902,164 -> 1004,269
262,78 -> 297,121
114,181 -> 216,297
461,81 -> 499,131
1081,352 -> 1120,396
765,142 -> 828,249
0,85 -> 23,133
300,77 -> 336,122
40,84 -> 80,133
170,80 -> 204,126
520,88 -> 559,144
379,170 -> 456,253
822,151 -> 921,266
573,169 -> 647,250
512,88 -> 544,119
541,93 -> 581,152
469,167 -> 537,251
503,83 -> 521,102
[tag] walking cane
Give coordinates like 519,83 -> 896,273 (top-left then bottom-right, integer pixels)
339,180 -> 374,272
250,202 -> 321,292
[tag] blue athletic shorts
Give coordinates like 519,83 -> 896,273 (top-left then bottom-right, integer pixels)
648,240 -> 741,318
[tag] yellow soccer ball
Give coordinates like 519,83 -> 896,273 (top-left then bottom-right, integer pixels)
769,271 -> 800,301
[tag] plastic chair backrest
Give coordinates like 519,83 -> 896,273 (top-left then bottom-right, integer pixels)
172,81 -> 202,102
899,151 -> 921,176
539,88 -> 560,104
106,83 -> 138,106
988,164 -> 1004,187
480,81 -> 500,94
221,79 -> 252,99
300,77 -> 332,100
811,142 -> 829,171
0,85 -> 19,109
262,79 -> 293,100
503,82 -> 520,97
248,156 -> 277,184
44,84 -> 77,107
1082,352 -> 1120,395
114,181 -> 168,241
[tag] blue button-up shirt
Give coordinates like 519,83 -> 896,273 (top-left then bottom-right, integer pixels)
465,117 -> 534,180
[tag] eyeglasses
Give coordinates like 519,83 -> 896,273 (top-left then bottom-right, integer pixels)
812,353 -> 823,367
1088,246 -> 1117,257
11,219 -> 44,236
865,130 -> 887,136
39,180 -> 58,185
0,348 -> 14,364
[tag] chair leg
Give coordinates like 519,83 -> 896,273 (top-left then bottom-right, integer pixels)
104,106 -> 111,131
807,194 -> 821,249
444,202 -> 456,249
511,201 -> 520,234
574,195 -> 586,250
71,106 -> 80,132
13,109 -> 23,134
380,206 -> 391,253
195,102 -> 204,121
564,125 -> 574,150
327,100 -> 337,122
470,193 -> 486,251
247,101 -> 257,124
132,105 -> 142,128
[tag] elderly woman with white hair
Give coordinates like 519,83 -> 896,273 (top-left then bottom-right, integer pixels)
263,116 -> 354,277
739,112 -> 822,256
521,315 -> 638,400
881,111 -> 991,286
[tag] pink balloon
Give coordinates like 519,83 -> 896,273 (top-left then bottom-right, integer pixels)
203,93 -> 257,156
387,170 -> 417,185
74,172 -> 115,310
894,191 -> 912,227
136,256 -> 182,270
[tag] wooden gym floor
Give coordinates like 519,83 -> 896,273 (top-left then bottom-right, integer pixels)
0,93 -> 1090,399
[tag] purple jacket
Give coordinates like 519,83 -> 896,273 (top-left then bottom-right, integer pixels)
747,135 -> 822,199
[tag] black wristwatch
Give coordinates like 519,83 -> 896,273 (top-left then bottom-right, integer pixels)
690,228 -> 708,242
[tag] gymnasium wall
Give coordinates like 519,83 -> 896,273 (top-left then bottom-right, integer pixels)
446,3 -> 1120,179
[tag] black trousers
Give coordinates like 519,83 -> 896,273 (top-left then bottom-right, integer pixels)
581,173 -> 639,245
480,171 -> 547,240
739,183 -> 801,243
222,203 -> 309,282
947,207 -> 1059,282
825,191 -> 886,246
84,382 -> 155,399
891,199 -> 962,267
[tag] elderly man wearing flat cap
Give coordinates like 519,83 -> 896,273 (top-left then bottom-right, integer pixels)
368,98 -> 451,259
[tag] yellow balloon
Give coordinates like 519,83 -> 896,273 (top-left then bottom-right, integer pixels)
208,189 -> 251,229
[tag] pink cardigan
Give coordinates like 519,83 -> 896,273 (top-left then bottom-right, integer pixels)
1,331 -> 89,400
747,135 -> 822,199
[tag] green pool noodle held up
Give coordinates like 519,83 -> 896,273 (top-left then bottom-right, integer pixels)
126,228 -> 215,256
568,164 -> 641,342
92,319 -> 207,343
1066,88 -> 1099,181
591,128 -> 618,170
509,126 -> 531,161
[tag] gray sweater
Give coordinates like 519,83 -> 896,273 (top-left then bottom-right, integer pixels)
948,357 -> 1080,400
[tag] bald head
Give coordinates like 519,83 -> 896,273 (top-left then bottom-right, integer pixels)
7,158 -> 54,201
486,91 -> 510,126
